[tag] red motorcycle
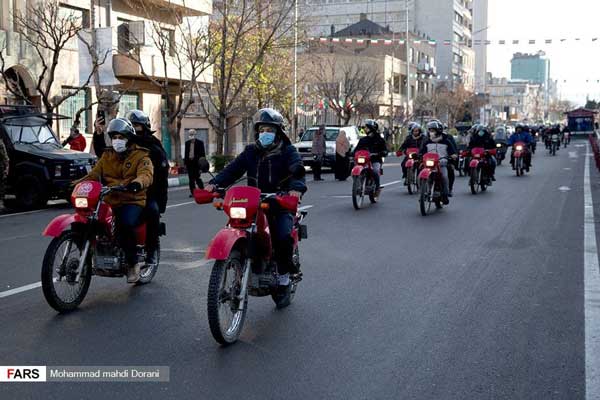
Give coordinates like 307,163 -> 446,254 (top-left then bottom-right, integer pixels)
397,147 -> 420,195
351,150 -> 380,209
194,185 -> 308,345
511,141 -> 528,177
41,182 -> 162,312
418,153 -> 449,216
468,147 -> 496,195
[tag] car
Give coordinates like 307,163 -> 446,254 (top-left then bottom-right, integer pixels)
1,105 -> 96,209
293,126 -> 362,168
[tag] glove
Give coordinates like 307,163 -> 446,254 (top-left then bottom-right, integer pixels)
126,182 -> 142,193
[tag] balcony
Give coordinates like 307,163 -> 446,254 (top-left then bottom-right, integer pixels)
140,0 -> 212,16
113,52 -> 213,85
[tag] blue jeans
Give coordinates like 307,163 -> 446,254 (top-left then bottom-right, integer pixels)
114,205 -> 144,266
371,162 -> 381,189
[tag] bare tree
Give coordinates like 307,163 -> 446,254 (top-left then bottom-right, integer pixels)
0,2 -> 107,114
309,55 -> 380,125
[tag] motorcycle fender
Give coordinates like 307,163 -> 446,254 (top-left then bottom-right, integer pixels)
205,228 -> 248,261
418,169 -> 432,180
513,151 -> 522,158
43,214 -> 77,237
351,165 -> 364,176
405,159 -> 415,168
469,160 -> 480,169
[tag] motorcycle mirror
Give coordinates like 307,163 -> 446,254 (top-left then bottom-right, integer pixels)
193,189 -> 217,204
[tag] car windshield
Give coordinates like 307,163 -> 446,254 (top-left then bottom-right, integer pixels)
301,129 -> 339,141
4,120 -> 60,147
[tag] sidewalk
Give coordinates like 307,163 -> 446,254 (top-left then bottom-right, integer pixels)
167,175 -> 189,188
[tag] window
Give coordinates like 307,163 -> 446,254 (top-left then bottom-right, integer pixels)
59,3 -> 90,29
118,19 -> 132,53
59,87 -> 91,137
162,28 -> 176,57
454,12 -> 463,25
118,93 -> 140,117
409,48 -> 415,64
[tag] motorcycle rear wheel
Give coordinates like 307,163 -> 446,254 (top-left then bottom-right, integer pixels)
136,243 -> 160,285
352,175 -> 366,210
207,250 -> 248,345
271,248 -> 300,309
41,231 -> 92,313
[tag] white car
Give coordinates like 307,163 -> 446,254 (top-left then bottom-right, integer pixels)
293,126 -> 361,168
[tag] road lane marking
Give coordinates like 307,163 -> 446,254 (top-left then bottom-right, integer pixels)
0,233 -> 38,242
299,205 -> 313,211
166,201 -> 195,209
0,281 -> 41,298
558,186 -> 571,192
584,145 -> 600,400
381,180 -> 403,188
569,151 -> 579,159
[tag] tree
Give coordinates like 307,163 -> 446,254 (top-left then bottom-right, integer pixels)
434,83 -> 471,126
0,2 -> 107,114
585,99 -> 600,110
308,55 -> 380,125
121,0 -> 212,162
195,0 -> 295,155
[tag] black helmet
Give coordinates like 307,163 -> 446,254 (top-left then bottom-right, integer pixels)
126,109 -> 152,133
426,120 -> 444,134
409,122 -> 423,135
253,108 -> 285,138
364,119 -> 379,134
107,117 -> 135,140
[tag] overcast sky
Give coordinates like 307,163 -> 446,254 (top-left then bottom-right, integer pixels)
487,0 -> 600,105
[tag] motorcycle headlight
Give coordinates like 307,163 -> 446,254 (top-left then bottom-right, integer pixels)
357,157 -> 366,164
75,198 -> 88,208
496,143 -> 502,148
516,145 -> 523,151
229,207 -> 247,219
425,160 -> 435,167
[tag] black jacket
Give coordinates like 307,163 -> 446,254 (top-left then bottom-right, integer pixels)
210,139 -> 307,194
420,135 -> 457,158
132,134 -> 170,213
401,135 -> 426,151
468,133 -> 496,150
184,139 -> 206,167
92,131 -> 107,159
355,134 -> 389,163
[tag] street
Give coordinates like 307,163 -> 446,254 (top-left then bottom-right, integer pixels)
0,139 -> 594,399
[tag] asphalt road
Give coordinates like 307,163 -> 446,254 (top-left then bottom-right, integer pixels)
0,139 -> 595,399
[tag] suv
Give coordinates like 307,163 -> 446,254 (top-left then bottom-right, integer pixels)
293,126 -> 361,168
1,105 -> 96,209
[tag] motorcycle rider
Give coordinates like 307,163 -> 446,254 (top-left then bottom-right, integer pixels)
126,110 -> 169,267
355,119 -> 389,197
204,108 -> 306,297
508,123 -> 534,171
400,122 -> 425,182
468,125 -> 497,182
420,120 -> 457,205
445,127 -> 458,197
76,118 -> 154,283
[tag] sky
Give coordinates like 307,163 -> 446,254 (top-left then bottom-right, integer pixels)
487,0 -> 600,105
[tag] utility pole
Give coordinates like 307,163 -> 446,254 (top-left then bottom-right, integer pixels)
293,0 -> 298,141
405,0 -> 411,115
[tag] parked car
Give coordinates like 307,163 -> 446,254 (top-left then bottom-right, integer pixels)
1,105 -> 96,209
293,126 -> 361,168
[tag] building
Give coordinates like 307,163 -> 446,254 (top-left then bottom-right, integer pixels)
487,78 -> 543,123
511,51 -> 550,86
472,0 -> 489,93
303,0 -> 476,91
299,18 -> 436,128
0,0 -> 213,160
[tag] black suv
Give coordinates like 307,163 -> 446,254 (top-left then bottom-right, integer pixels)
0,105 -> 96,209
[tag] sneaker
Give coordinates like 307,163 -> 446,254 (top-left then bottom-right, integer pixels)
448,191 -> 453,197
127,263 -> 141,283
491,176 -> 496,181
442,195 -> 450,205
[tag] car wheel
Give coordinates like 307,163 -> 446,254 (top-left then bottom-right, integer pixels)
16,175 -> 48,210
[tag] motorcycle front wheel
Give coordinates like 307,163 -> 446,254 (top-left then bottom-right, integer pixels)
470,168 -> 481,195
419,178 -> 432,216
207,250 -> 248,345
352,175 -> 367,210
41,231 -> 92,313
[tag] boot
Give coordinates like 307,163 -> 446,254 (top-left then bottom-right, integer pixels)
127,263 -> 141,283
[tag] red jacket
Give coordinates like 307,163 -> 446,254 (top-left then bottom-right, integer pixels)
67,134 -> 87,151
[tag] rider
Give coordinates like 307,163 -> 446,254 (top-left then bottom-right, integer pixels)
76,118 -> 154,283
420,120 -> 457,205
204,108 -> 306,296
126,110 -> 169,267
355,119 -> 388,196
508,123 -> 533,171
468,125 -> 497,182
400,122 -> 426,181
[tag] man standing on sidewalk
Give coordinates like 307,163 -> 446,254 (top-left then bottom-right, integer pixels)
184,129 -> 207,197
312,124 -> 326,181
0,138 -> 8,209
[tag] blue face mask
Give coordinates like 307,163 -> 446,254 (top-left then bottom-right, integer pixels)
258,132 -> 276,147
478,131 -> 485,137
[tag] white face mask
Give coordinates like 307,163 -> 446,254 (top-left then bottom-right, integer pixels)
112,138 -> 128,153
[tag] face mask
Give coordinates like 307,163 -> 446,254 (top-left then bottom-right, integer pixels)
112,138 -> 128,153
258,132 -> 276,147
478,131 -> 485,137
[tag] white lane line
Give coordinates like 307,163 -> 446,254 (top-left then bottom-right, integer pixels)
299,205 -> 313,211
381,180 -> 403,188
0,208 -> 49,219
166,201 -> 195,209
584,145 -> 600,400
0,233 -> 38,243
569,151 -> 579,159
0,281 -> 41,298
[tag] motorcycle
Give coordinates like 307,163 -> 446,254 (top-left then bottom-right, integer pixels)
418,153 -> 449,216
397,147 -> 420,195
495,143 -> 507,166
458,149 -> 469,177
512,142 -> 528,177
468,147 -> 497,195
193,185 -> 308,345
41,182 -> 163,312
351,150 -> 380,209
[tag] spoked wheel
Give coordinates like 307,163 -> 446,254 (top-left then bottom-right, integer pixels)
137,242 -> 160,285
407,169 -> 419,195
515,159 -> 522,176
272,247 -> 301,309
41,231 -> 92,313
470,168 -> 481,195
352,175 -> 367,210
419,179 -> 432,216
407,169 -> 414,195
368,175 -> 378,204
207,250 -> 249,345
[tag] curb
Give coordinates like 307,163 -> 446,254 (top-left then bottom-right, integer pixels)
168,176 -> 189,187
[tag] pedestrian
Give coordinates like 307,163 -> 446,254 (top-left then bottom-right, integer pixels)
92,113 -> 108,158
0,138 -> 8,209
62,127 -> 87,151
311,124 -> 326,181
334,130 -> 350,180
184,129 -> 208,197
298,127 -> 305,140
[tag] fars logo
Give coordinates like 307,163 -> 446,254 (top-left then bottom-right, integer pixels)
0,366 -> 46,382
